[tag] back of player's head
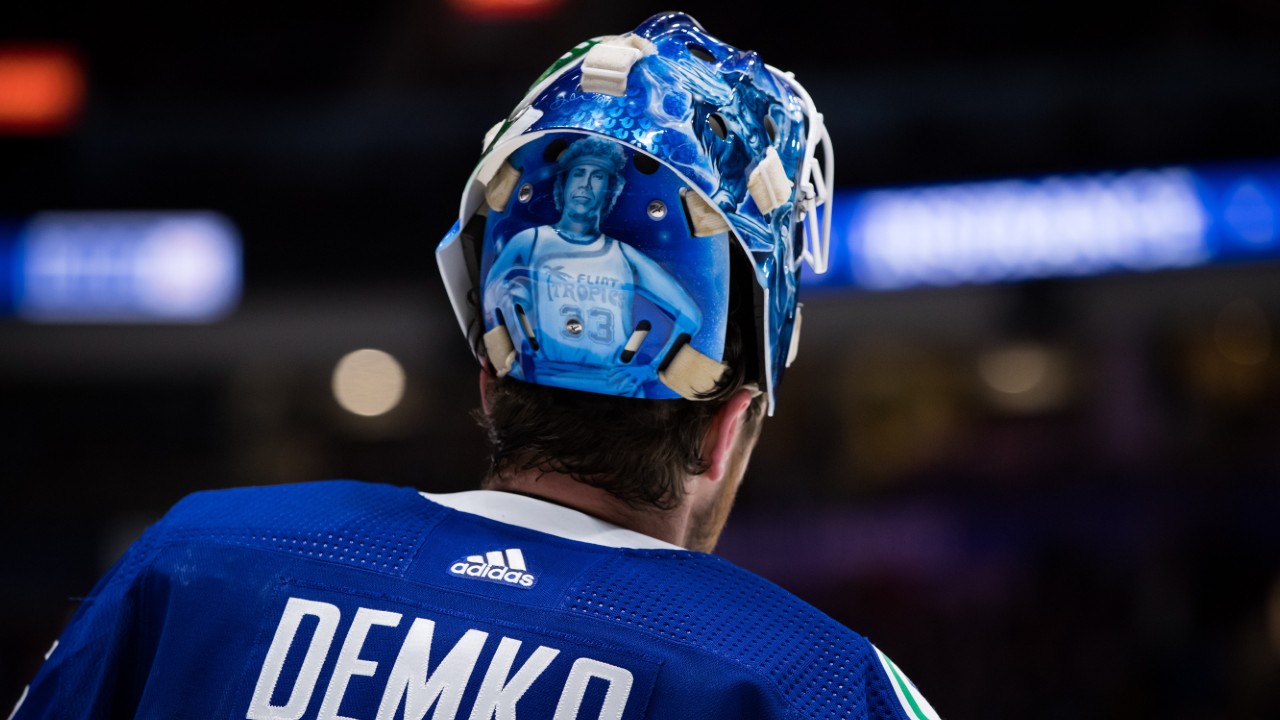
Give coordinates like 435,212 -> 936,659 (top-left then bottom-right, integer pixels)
437,11 -> 834,415
476,319 -> 765,510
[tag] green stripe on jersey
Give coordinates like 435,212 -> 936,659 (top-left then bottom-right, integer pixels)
873,646 -> 942,720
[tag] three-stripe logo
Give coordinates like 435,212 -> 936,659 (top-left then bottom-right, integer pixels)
448,548 -> 538,588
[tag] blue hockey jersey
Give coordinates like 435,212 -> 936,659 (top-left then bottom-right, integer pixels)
9,480 -> 941,719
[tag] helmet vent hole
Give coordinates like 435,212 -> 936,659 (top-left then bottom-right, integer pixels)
646,200 -> 667,221
686,43 -> 715,63
515,304 -> 539,350
707,113 -> 728,140
517,183 -> 533,203
633,152 -> 660,175
620,320 -> 652,363
543,138 -> 570,163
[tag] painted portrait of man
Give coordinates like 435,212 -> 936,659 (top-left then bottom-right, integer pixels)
482,135 -> 702,397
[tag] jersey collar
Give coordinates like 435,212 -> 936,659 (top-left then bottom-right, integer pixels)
420,490 -> 685,551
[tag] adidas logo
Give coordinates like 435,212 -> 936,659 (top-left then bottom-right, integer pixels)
449,548 -> 537,588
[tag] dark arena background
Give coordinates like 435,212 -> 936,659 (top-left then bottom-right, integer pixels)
4,1 -> 1280,717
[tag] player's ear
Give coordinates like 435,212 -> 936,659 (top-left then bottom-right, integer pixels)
700,387 -> 757,483
478,365 -> 496,414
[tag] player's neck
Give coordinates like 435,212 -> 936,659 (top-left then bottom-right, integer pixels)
483,469 -> 693,548
555,215 -> 600,243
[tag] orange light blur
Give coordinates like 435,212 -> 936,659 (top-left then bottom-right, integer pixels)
0,44 -> 85,134
446,0 -> 565,21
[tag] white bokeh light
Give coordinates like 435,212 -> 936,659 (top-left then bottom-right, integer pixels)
332,348 -> 406,417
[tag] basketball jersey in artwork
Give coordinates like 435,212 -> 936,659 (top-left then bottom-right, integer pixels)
525,227 -> 632,369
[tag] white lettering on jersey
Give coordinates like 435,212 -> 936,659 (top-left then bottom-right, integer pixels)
320,607 -> 402,720
448,548 -> 537,589
377,619 -> 487,720
553,658 -> 634,720
467,637 -> 559,720
249,597 -> 342,720
249,597 -> 636,720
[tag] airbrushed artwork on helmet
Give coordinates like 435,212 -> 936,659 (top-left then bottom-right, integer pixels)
487,16 -> 811,399
439,11 -> 833,412
481,134 -> 729,399
502,15 -> 808,263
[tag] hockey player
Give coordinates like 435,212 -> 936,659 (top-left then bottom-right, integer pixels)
10,12 -> 943,719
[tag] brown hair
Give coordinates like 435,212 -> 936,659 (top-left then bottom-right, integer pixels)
475,321 -> 765,510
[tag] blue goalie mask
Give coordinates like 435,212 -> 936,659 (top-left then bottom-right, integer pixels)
437,11 -> 834,414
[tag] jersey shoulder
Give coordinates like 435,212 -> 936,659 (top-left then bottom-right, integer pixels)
150,480 -> 442,573
569,550 -> 940,719
161,479 -> 428,529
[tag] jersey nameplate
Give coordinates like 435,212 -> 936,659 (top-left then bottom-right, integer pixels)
247,596 -> 650,719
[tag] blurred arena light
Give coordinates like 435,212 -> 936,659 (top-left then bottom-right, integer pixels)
332,348 -> 406,417
5,211 -> 242,323
806,159 -> 1280,291
446,0 -> 565,20
977,342 -> 1071,414
0,44 -> 85,134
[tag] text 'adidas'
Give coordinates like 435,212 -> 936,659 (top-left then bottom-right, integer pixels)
449,548 -> 537,588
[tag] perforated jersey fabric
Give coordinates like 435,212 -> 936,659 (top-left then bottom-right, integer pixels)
10,480 -> 937,719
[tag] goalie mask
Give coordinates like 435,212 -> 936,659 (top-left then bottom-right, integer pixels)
436,11 -> 833,414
